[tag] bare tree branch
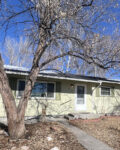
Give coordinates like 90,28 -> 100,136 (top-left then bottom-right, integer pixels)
82,0 -> 94,7
0,0 -> 119,139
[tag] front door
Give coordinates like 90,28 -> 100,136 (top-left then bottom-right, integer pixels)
75,85 -> 86,111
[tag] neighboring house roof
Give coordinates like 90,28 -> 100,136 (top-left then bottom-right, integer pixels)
4,65 -> 120,84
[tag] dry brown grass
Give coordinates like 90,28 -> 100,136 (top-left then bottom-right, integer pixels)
0,122 -> 86,150
69,116 -> 120,150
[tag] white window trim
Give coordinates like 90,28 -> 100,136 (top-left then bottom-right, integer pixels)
100,86 -> 111,96
16,79 -> 56,100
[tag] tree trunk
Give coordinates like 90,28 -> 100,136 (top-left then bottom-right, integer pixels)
0,55 -> 25,139
0,30 -> 46,139
17,33 -> 46,122
8,118 -> 25,139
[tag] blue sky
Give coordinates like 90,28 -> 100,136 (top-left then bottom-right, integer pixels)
0,0 -> 120,79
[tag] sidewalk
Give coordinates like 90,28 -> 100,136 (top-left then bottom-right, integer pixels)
59,120 -> 113,150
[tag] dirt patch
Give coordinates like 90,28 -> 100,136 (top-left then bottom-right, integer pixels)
69,116 -> 120,150
0,122 -> 86,150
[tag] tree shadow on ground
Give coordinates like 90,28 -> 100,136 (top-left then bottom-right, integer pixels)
0,122 -> 8,132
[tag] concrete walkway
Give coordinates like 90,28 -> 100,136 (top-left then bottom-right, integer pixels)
58,120 -> 113,150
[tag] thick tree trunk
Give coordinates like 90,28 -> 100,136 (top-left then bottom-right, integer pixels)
17,34 -> 46,122
0,30 -> 46,139
0,55 -> 25,139
8,118 -> 25,139
0,56 -> 26,139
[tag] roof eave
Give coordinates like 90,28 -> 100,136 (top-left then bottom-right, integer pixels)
6,70 -> 120,85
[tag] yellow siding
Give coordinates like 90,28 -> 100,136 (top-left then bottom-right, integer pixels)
90,84 -> 120,114
25,80 -> 75,116
0,79 -> 120,117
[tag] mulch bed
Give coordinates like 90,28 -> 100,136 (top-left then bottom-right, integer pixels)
0,122 -> 86,150
69,116 -> 120,150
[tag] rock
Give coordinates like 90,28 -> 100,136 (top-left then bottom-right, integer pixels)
4,131 -> 9,136
21,146 -> 29,150
0,130 -> 4,134
11,146 -> 29,150
50,147 -> 59,150
0,130 -> 8,136
11,147 -> 17,150
47,136 -> 53,141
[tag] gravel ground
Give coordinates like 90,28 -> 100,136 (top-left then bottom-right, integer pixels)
0,122 -> 86,150
69,116 -> 120,150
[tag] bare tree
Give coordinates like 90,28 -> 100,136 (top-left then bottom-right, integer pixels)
42,33 -> 118,77
66,34 -> 109,77
4,37 -> 33,67
0,0 -> 119,139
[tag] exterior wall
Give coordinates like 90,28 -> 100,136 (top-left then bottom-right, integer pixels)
0,76 -> 76,117
22,80 -> 75,116
0,75 -> 120,118
92,84 -> 120,114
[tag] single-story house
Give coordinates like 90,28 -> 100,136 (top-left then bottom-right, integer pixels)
0,65 -> 120,119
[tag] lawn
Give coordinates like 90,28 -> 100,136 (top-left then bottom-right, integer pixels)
0,122 -> 86,150
69,116 -> 120,150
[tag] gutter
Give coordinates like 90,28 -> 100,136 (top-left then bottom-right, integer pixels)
5,70 -> 120,85
92,81 -> 102,94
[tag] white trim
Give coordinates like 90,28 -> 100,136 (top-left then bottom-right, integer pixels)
6,70 -> 120,84
16,79 -> 56,100
75,84 -> 87,111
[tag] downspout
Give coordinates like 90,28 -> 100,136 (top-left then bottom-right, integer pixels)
91,81 -> 102,114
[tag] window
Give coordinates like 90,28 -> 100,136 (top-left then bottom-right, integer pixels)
47,83 -> 54,98
77,86 -> 85,104
18,80 -> 25,97
31,82 -> 47,97
101,87 -> 111,96
17,80 -> 55,98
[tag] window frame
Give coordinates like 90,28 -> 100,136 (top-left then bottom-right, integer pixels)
100,86 -> 111,96
16,79 -> 56,99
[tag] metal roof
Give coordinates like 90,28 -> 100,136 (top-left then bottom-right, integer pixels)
4,65 -> 120,84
